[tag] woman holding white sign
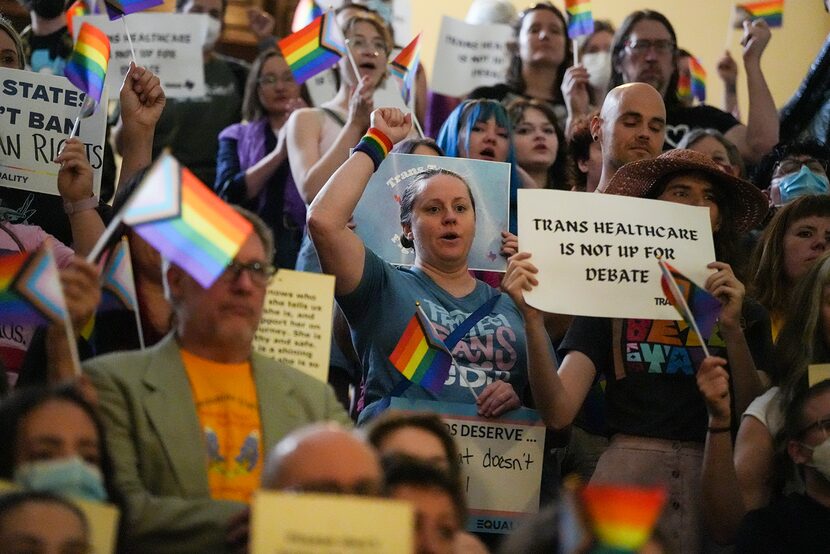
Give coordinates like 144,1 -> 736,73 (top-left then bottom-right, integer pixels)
308,108 -> 530,424
503,148 -> 771,553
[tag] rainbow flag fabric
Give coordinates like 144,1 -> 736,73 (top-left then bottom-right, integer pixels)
99,237 -> 138,313
291,0 -> 323,33
278,12 -> 345,84
565,0 -> 594,39
736,0 -> 784,27
676,72 -> 692,103
389,304 -> 453,395
580,484 -> 666,552
64,22 -> 110,104
122,154 -> 254,288
659,260 -> 722,342
0,248 -> 67,326
689,56 -> 706,102
104,0 -> 164,20
390,33 -> 421,105
66,0 -> 89,37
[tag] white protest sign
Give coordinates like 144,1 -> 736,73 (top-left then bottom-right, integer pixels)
0,68 -> 107,196
391,0 -> 412,46
253,269 -> 335,383
430,16 -> 512,98
390,398 -> 545,534
353,154 -> 509,272
518,189 -> 717,320
74,14 -> 207,98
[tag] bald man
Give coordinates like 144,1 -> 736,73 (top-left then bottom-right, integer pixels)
261,423 -> 382,495
590,83 -> 667,193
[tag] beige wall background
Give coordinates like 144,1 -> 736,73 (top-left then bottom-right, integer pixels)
412,0 -> 830,115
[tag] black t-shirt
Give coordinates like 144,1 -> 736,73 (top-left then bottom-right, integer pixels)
735,493 -> 830,553
559,300 -> 772,442
664,105 -> 741,149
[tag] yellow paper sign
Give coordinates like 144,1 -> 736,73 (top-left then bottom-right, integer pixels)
0,480 -> 120,554
808,364 -> 830,387
250,491 -> 414,554
253,269 -> 335,382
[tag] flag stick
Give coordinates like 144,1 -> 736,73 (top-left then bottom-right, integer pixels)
411,115 -> 424,139
133,306 -> 145,349
68,107 -> 83,140
454,360 -> 479,401
122,15 -> 138,63
391,76 -> 425,138
119,238 -> 146,349
345,47 -> 361,86
724,10 -> 735,51
86,211 -> 125,264
659,260 -> 712,358
573,38 -> 579,66
62,308 -> 84,377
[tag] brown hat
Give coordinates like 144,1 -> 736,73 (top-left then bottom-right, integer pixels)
603,148 -> 768,232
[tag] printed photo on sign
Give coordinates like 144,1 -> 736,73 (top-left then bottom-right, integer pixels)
517,189 -> 717,320
353,153 -> 509,272
389,398 -> 545,534
430,16 -> 513,97
0,68 -> 107,196
73,14 -> 207,98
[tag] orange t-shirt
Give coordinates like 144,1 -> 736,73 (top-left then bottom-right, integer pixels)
181,349 -> 262,503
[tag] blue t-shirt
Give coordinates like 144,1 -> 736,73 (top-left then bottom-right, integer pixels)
338,249 -> 529,423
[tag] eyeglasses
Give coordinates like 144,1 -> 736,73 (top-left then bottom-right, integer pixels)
345,37 -> 387,55
624,39 -> 676,55
798,417 -> 830,438
773,157 -> 829,178
257,73 -> 296,87
220,260 -> 276,286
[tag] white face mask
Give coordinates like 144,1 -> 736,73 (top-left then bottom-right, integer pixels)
581,51 -> 612,90
802,436 -> 830,481
204,16 -> 222,51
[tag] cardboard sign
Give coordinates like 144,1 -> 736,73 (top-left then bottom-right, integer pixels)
74,14 -> 207,98
251,491 -> 414,553
353,154 -> 510,272
253,269 -> 335,383
0,68 -> 107,196
429,16 -> 513,97
518,189 -> 717,320
389,398 -> 545,534
0,480 -> 120,554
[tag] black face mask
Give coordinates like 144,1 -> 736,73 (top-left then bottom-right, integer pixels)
28,0 -> 66,20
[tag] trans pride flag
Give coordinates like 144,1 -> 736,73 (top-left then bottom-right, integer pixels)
121,154 -> 254,288
389,303 -> 453,395
565,0 -> 594,39
0,248 -> 67,326
64,22 -> 110,104
389,33 -> 421,105
278,12 -> 346,84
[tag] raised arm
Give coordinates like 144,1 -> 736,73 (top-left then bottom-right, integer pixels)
307,108 -> 411,296
116,63 -> 166,189
56,138 -> 104,257
287,76 -> 374,205
724,19 -> 778,164
502,252 -> 595,429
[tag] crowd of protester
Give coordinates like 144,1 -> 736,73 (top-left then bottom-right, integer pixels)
1,0 -> 830,551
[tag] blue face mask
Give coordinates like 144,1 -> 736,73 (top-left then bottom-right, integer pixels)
14,457 -> 107,502
778,164 -> 830,204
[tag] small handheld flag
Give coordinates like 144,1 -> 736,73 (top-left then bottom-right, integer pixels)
292,0 -> 323,33
0,248 -> 68,326
658,260 -> 722,357
734,0 -> 784,28
580,484 -> 667,552
278,12 -> 346,85
64,22 -> 110,105
66,0 -> 89,37
689,56 -> 706,102
677,72 -> 692,104
100,237 -> 139,314
389,303 -> 453,395
565,0 -> 594,40
389,33 -> 421,106
104,0 -> 164,20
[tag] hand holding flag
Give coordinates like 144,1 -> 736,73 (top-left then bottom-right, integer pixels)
658,260 -> 722,358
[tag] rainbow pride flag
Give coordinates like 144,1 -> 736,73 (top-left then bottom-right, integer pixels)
278,12 -> 345,85
676,72 -> 692,103
736,0 -> 784,27
122,154 -> 254,288
389,304 -> 453,395
659,260 -> 722,342
689,56 -> 706,102
104,0 -> 163,20
565,0 -> 594,39
580,484 -> 666,552
292,0 -> 323,33
64,22 -> 110,104
0,248 -> 67,326
390,33 -> 421,105
66,0 -> 89,36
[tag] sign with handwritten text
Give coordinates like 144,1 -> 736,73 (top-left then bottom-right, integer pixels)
390,398 -> 545,534
74,14 -> 207,98
0,68 -> 107,196
430,16 -> 512,97
251,491 -> 414,553
518,189 -> 716,320
253,269 -> 334,382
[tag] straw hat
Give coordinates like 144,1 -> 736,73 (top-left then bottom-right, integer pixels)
603,149 -> 768,232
